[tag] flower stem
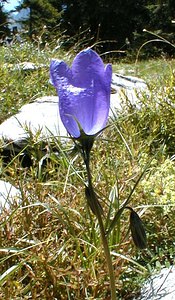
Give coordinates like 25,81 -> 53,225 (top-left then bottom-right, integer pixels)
83,148 -> 116,300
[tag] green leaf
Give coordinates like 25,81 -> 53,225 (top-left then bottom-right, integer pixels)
0,264 -> 22,286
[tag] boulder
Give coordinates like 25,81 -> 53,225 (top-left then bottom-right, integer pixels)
0,95 -> 68,148
112,73 -> 147,90
0,96 -> 68,166
136,266 -> 175,300
110,73 -> 148,116
0,180 -> 21,212
0,74 -> 148,163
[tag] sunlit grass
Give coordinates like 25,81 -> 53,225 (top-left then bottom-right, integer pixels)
113,57 -> 175,85
0,41 -> 175,299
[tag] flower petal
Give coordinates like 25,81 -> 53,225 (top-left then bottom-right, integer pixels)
58,85 -> 86,138
71,48 -> 106,88
105,64 -> 113,89
58,78 -> 111,137
50,59 -> 72,89
50,49 -> 112,138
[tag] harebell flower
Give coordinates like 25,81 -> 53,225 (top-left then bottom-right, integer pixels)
50,48 -> 117,299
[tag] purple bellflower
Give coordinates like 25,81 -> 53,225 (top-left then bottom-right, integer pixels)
50,48 -> 112,139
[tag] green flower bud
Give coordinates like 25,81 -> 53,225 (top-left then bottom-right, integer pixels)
85,185 -> 103,216
130,209 -> 147,249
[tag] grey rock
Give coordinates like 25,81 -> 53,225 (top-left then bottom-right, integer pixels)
112,73 -> 147,90
12,62 -> 47,71
136,267 -> 175,300
110,73 -> 148,116
0,96 -> 68,148
0,74 -> 147,158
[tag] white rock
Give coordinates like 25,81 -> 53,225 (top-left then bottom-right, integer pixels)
12,62 -> 46,71
136,267 -> 175,299
112,73 -> 147,90
0,96 -> 68,147
0,74 -> 147,149
110,73 -> 148,117
0,180 -> 21,212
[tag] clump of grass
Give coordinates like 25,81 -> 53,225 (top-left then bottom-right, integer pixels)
0,40 -> 175,299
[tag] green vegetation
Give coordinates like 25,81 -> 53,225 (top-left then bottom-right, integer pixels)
1,1 -> 175,57
0,0 -> 10,39
17,0 -> 175,54
0,41 -> 175,299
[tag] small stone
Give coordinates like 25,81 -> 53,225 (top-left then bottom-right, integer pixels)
12,62 -> 47,71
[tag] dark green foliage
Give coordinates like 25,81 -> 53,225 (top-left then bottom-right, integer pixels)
56,0 -> 175,55
17,0 -> 62,38
0,0 -> 10,39
59,0 -> 150,52
4,0 -> 175,56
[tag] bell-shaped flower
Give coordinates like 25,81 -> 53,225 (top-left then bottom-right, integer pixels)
50,48 -> 112,138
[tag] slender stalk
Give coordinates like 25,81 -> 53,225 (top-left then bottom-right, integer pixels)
83,145 -> 116,300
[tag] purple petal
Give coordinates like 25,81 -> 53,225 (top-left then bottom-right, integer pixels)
105,64 -> 113,88
50,49 -> 112,138
50,60 -> 72,89
71,48 -> 105,88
